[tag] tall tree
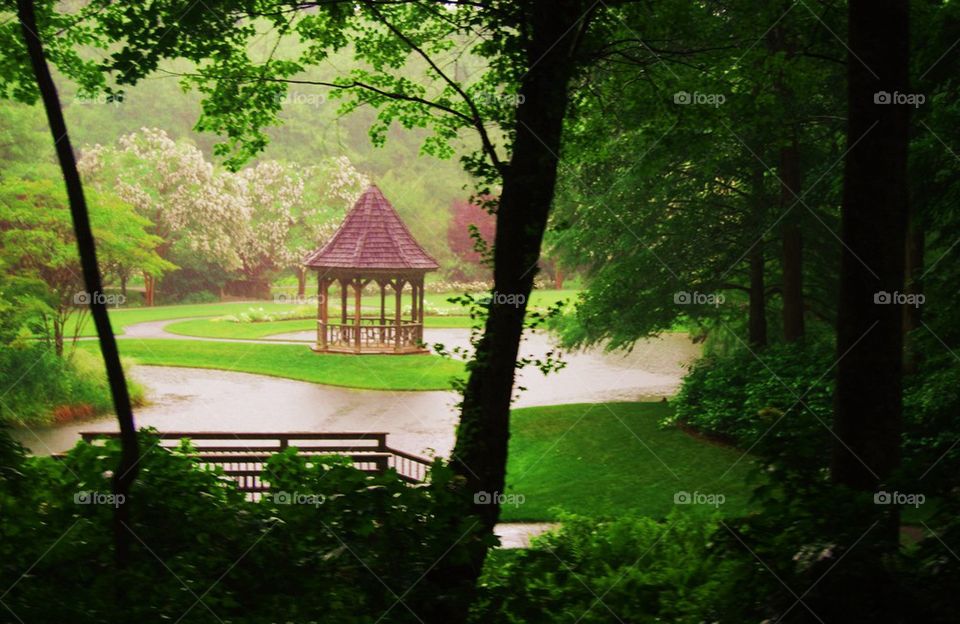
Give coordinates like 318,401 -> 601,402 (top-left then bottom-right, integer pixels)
832,0 -> 910,500
15,0 -> 140,566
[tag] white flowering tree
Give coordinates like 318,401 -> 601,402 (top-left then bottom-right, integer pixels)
80,129 -> 368,302
232,156 -> 367,297
290,156 -> 369,295
79,128 -> 247,304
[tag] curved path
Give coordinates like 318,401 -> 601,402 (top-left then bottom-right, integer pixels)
19,319 -> 700,459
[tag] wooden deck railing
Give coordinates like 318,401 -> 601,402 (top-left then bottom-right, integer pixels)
78,431 -> 433,493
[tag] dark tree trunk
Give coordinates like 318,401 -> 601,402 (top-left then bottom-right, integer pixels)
119,274 -> 127,299
749,166 -> 768,347
297,268 -> 307,297
780,137 -> 805,343
902,211 -> 924,374
53,318 -> 64,358
18,0 -> 140,567
439,0 -> 585,619
144,273 -> 155,306
832,0 -> 909,495
453,0 -> 578,526
749,244 -> 767,347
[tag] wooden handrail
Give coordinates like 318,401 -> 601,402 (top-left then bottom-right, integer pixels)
77,431 -> 431,489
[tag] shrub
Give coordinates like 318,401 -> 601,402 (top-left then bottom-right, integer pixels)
219,305 -> 314,323
671,340 -> 834,452
0,344 -> 144,426
0,432 -> 486,623
472,513 -> 742,624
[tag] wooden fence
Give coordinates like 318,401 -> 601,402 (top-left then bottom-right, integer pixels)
79,431 -> 433,494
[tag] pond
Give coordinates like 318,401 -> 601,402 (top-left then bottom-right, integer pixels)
14,328 -> 699,458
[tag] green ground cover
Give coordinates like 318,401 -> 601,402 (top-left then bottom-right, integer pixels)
501,401 -> 758,521
79,340 -> 464,391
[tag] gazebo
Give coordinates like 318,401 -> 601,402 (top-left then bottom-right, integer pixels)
304,185 -> 439,354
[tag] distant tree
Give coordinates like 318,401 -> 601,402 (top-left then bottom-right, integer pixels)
447,198 -> 495,280
0,177 -> 172,355
289,156 -> 368,296
78,128 -> 247,304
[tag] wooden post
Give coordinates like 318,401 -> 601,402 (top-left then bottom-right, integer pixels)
395,278 -> 404,353
379,280 -> 387,348
318,275 -> 328,351
418,276 -> 426,346
340,278 -> 348,324
354,276 -> 362,353
419,277 -> 425,323
411,278 -> 416,323
380,281 -> 386,324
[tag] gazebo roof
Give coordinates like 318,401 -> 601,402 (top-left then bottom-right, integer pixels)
303,185 -> 439,272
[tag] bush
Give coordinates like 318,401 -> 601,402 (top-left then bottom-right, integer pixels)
472,513 -> 741,623
220,305 -> 313,323
0,344 -> 144,426
0,432 -> 486,623
174,290 -> 220,304
671,340 -> 834,453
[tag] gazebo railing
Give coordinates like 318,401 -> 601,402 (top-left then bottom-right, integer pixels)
319,321 -> 424,352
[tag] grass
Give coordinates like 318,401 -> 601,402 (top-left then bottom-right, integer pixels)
164,314 -> 474,340
69,289 -> 578,337
79,340 -> 464,391
500,401 -> 758,521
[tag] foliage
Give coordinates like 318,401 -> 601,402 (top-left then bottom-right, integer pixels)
79,128 -> 368,297
0,175 -> 171,354
671,339 -> 835,456
0,344 -> 143,426
447,197 -> 495,280
0,431 -> 487,623
473,513 -> 742,624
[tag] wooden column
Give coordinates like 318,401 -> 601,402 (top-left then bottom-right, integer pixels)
318,275 -> 329,351
354,276 -> 362,353
340,278 -> 348,324
394,278 -> 404,353
418,276 -> 426,346
379,281 -> 386,324
418,277 -> 425,323
410,279 -> 418,322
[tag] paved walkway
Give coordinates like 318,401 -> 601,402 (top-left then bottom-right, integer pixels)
495,523 -> 559,548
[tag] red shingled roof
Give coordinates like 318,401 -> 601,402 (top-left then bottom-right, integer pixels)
304,185 -> 439,271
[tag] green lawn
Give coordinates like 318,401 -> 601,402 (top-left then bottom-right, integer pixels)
70,289 -> 578,337
67,301 -> 310,337
501,402 -> 759,521
80,340 -> 464,391
164,314 -> 474,340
